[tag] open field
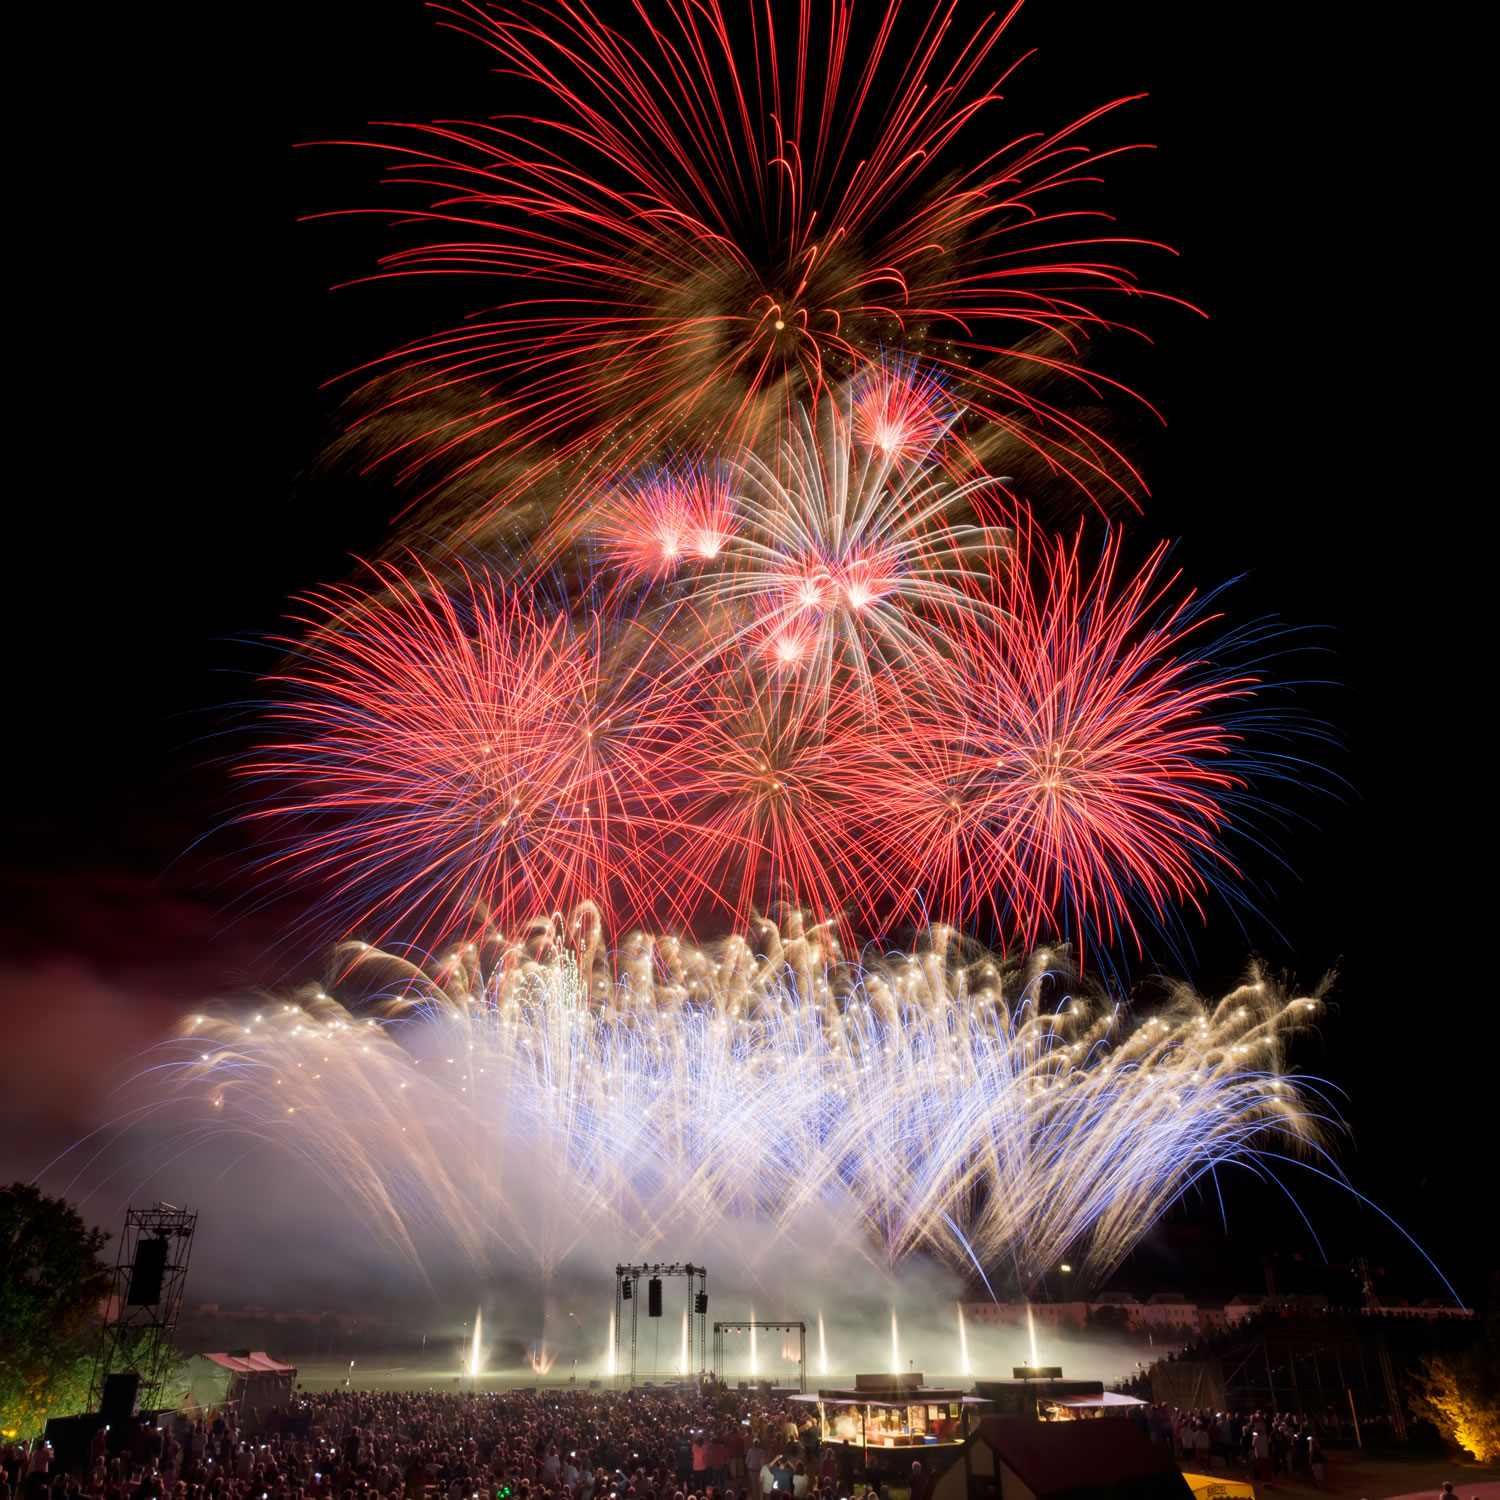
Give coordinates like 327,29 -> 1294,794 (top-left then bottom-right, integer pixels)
287,1363 -> 971,1393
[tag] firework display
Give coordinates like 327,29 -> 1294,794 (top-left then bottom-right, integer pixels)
191,0 -> 1338,1290
173,923 -> 1331,1287
319,0 -> 1187,540
252,376 -> 1286,950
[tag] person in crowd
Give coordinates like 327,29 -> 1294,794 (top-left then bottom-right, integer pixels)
1307,1433 -> 1325,1488
1250,1422 -> 1271,1488
704,1436 -> 727,1494
740,1442 -> 760,1500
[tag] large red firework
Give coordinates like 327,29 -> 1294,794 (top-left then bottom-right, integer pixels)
639,658 -> 892,935
862,525 -> 1254,948
244,563 -> 683,944
317,0 -> 1184,538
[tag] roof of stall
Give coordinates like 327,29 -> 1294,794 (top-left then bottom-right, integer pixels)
789,1388 -> 984,1406
1049,1392 -> 1148,1409
198,1353 -> 296,1375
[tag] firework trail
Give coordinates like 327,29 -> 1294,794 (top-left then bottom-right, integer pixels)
157,920 -> 1333,1285
312,0 -> 1189,545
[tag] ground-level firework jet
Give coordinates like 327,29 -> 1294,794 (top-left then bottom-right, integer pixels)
189,0 -> 1342,1290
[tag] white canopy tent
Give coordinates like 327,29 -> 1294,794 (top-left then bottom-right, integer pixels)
1046,1390 -> 1148,1417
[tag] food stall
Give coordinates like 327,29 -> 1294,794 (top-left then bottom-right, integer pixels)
789,1374 -> 989,1456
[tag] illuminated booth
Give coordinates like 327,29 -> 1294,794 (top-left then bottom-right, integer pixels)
789,1373 -> 989,1454
973,1376 -> 1106,1419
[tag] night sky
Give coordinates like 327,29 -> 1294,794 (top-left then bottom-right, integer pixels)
4,2 -> 1479,1313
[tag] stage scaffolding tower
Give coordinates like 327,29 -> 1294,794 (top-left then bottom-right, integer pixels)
613,1263 -> 707,1386
712,1321 -> 808,1392
90,1202 -> 197,1413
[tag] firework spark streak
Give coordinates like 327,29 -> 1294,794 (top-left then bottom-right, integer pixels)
694,395 -> 1009,689
314,0 -> 1189,533
164,921 -> 1332,1285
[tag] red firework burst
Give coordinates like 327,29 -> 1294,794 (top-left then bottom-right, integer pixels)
640,658 -> 892,935
863,525 -> 1254,948
317,0 -> 1187,536
848,353 -> 960,464
595,460 -> 736,584
244,563 -> 682,944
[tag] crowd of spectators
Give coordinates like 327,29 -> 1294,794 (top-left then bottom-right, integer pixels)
1,1385 -> 869,1500
1,1374 -> 1455,1500
1130,1404 -> 1328,1485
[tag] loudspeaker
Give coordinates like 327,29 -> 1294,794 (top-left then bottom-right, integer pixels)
621,1278 -> 632,1299
647,1277 -> 663,1317
695,1293 -> 708,1314
127,1236 -> 168,1305
101,1371 -> 141,1423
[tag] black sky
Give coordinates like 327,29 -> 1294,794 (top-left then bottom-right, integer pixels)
3,1 -> 1480,1309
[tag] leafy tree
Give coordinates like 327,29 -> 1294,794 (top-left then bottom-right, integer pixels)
1410,1353 -> 1500,1462
1086,1303 -> 1133,1334
0,1184 -> 113,1441
1407,1271 -> 1500,1464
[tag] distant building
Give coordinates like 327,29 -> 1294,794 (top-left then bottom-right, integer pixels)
1362,1298 -> 1473,1320
1195,1302 -> 1229,1334
959,1301 -> 1095,1332
960,1302 -> 1026,1327
1137,1293 -> 1198,1335
1027,1302 -> 1089,1332
1224,1294 -> 1265,1326
960,1287 -> 1471,1343
962,1295 -> 1170,1336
